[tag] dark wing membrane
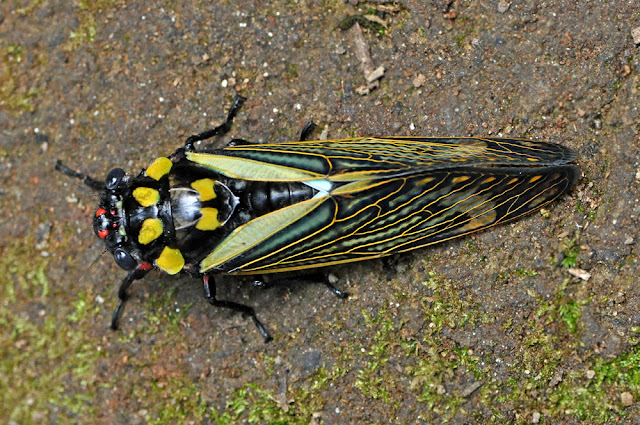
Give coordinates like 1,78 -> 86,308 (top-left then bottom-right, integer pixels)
218,164 -> 579,274
219,137 -> 577,180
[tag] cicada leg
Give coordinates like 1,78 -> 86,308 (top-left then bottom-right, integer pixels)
298,121 -> 317,141
181,94 -> 247,152
202,275 -> 272,342
110,263 -> 152,329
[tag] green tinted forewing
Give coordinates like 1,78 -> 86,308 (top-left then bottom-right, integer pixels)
212,164 -> 578,274
210,137 -> 577,181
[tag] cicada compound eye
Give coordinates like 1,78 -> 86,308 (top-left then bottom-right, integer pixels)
105,168 -> 126,190
113,248 -> 137,270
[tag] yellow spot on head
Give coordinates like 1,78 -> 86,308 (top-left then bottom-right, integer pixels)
482,177 -> 496,184
155,246 -> 184,275
138,218 -> 163,245
452,176 -> 470,184
196,207 -> 221,231
191,178 -> 217,202
507,178 -> 519,185
132,187 -> 160,207
145,157 -> 173,180
529,175 -> 543,183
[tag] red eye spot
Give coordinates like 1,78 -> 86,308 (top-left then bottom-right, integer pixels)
110,210 -> 116,216
96,208 -> 107,217
98,229 -> 109,239
139,262 -> 153,271
112,223 -> 117,228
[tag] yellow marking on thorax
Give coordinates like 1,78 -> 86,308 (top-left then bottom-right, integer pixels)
155,246 -> 184,275
132,187 -> 160,207
196,208 -> 221,231
145,157 -> 173,180
138,218 -> 163,245
191,178 -> 217,202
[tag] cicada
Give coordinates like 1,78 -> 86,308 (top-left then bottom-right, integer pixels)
57,96 -> 579,340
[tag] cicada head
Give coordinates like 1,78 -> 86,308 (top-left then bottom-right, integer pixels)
93,158 -> 184,275
93,168 -> 139,270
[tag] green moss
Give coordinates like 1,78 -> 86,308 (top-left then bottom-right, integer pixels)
14,0 -> 45,15
557,299 -> 583,334
0,44 -> 42,113
354,309 -> 395,403
408,346 -> 481,418
515,267 -> 538,278
143,287 -> 193,335
548,345 -> 640,421
209,370 -> 335,424
66,16 -> 98,50
420,271 -> 485,332
401,271 -> 488,419
535,278 -> 589,335
0,239 -> 103,423
560,238 -> 581,268
144,378 -> 208,424
65,0 -> 118,51
285,62 -> 299,79
454,34 -> 467,48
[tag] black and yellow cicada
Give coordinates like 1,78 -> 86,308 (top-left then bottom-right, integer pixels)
57,96 -> 579,340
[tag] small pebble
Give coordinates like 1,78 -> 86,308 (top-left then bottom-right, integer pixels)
632,26 -> 640,45
621,391 -> 634,406
498,0 -> 511,13
531,411 -> 541,424
413,73 -> 427,88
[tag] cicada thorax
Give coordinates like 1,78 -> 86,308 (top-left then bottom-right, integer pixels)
167,155 -> 320,272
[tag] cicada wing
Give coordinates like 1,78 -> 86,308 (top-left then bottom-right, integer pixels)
211,137 -> 577,181
213,164 -> 578,274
